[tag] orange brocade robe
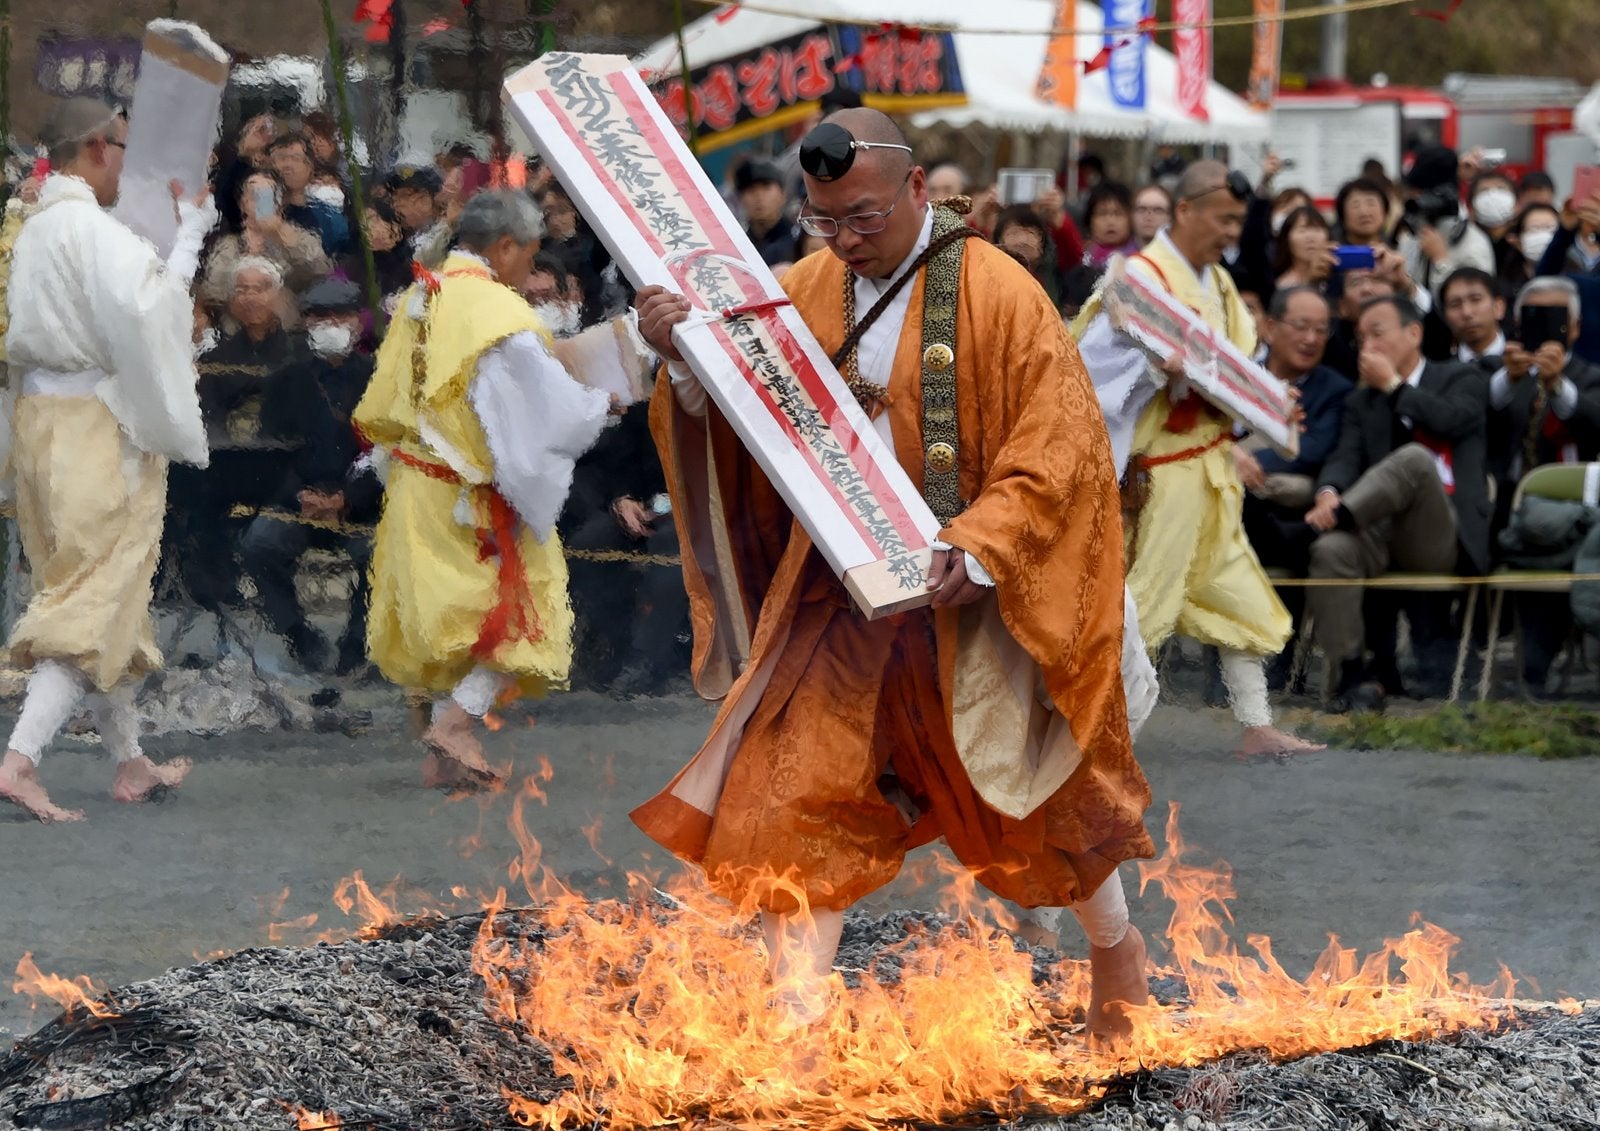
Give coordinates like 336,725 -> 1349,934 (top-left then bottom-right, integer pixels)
630,239 -> 1154,913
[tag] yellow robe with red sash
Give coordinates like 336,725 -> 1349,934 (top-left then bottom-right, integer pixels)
631,236 -> 1153,914
1073,240 -> 1291,657
353,253 -> 577,694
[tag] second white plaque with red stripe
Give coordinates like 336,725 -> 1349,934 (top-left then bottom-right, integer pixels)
504,53 -> 941,618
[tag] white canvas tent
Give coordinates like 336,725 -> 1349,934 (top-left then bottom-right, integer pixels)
635,0 -> 1267,147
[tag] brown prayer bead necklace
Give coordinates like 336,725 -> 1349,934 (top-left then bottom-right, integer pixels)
831,221 -> 981,414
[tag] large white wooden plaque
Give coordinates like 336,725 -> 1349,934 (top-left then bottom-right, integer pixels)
113,20 -> 229,260
504,53 -> 942,619
1103,255 -> 1300,458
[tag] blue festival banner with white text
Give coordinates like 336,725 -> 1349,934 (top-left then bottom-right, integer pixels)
1103,0 -> 1151,111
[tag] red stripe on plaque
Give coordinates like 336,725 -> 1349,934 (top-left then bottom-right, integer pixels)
605,73 -> 928,551
532,80 -> 922,556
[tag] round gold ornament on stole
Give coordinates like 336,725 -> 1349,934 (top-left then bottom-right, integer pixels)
923,343 -> 954,371
926,441 -> 958,474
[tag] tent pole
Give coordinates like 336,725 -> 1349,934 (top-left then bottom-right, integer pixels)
1066,131 -> 1081,206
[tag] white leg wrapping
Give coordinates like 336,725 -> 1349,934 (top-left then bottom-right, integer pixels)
1012,867 -> 1133,951
1121,586 -> 1159,741
7,661 -> 91,765
443,666 -> 507,719
1220,648 -> 1273,729
1069,867 -> 1132,950
92,685 -> 144,764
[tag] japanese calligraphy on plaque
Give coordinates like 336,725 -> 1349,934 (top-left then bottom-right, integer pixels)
504,53 -> 942,618
1103,255 -> 1300,458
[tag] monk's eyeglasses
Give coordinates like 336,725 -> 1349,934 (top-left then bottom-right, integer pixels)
798,170 -> 913,238
799,122 -> 912,182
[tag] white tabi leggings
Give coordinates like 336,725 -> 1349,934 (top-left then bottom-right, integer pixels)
435,665 -> 510,721
7,660 -> 144,765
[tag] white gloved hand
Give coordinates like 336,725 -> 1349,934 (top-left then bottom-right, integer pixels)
167,194 -> 220,285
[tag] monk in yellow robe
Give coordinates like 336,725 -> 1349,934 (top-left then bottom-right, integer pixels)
1074,160 -> 1321,762
354,190 -> 612,789
634,109 -> 1154,1040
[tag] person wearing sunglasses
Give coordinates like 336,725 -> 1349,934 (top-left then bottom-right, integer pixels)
634,107 -> 1155,1045
1073,160 -> 1323,762
1,97 -> 216,823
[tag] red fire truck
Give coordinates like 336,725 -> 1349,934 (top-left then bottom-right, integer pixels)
1259,73 -> 1584,208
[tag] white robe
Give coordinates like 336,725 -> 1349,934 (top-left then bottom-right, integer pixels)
5,174 -> 208,470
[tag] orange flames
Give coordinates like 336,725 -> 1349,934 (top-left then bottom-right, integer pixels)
287,1104 -> 342,1128
12,953 -> 118,1020
465,802 -> 1516,1130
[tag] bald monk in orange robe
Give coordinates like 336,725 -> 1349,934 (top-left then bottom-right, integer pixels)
633,109 -> 1154,1040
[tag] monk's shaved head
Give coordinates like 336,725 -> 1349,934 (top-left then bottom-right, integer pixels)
1169,159 -> 1247,269
1174,159 -> 1230,203
801,106 -> 928,280
821,106 -> 913,185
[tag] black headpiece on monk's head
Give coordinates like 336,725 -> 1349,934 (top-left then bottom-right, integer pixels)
798,122 -> 912,183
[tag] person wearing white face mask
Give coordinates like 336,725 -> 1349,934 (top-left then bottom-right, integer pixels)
1470,173 -> 1518,238
1506,202 -> 1561,288
240,279 -> 383,676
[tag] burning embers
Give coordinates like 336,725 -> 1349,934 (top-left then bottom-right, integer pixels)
5,804 -> 1579,1130
469,804 -> 1525,1129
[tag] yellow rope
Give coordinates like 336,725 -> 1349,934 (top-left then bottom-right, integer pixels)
1267,572 -> 1600,589
687,0 -> 1426,39
223,506 -> 683,566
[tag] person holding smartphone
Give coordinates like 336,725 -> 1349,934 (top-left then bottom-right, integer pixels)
1493,277 -> 1600,484
199,170 -> 331,317
1492,276 -> 1600,689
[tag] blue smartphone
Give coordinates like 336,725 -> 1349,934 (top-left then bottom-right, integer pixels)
1333,245 -> 1376,271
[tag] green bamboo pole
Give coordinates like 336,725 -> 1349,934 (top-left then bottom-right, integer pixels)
528,0 -> 556,56
672,0 -> 697,154
318,0 -> 385,336
0,0 -> 11,173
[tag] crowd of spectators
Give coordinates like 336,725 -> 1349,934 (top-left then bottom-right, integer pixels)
1,109 -> 689,698
6,98 -> 1597,710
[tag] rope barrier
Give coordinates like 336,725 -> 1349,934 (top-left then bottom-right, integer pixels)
686,0 -> 1425,39
220,506 -> 682,566
1267,572 -> 1600,589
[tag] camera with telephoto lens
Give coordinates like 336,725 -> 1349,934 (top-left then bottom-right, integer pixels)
1402,188 -> 1459,229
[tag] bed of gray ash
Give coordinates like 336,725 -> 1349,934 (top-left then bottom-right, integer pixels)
1,909 -> 1595,1131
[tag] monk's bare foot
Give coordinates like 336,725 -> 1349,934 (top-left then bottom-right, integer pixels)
1086,924 -> 1149,1047
1235,724 -> 1326,763
112,755 -> 193,803
0,749 -> 86,823
421,704 -> 504,791
770,992 -> 835,1092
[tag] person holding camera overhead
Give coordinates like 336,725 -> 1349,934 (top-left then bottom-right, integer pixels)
1398,145 -> 1496,307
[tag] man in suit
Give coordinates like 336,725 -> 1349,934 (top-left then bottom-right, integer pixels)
1441,267 -> 1506,374
1492,277 -> 1600,486
1489,276 -> 1600,688
1306,295 -> 1491,711
1235,287 -> 1353,688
